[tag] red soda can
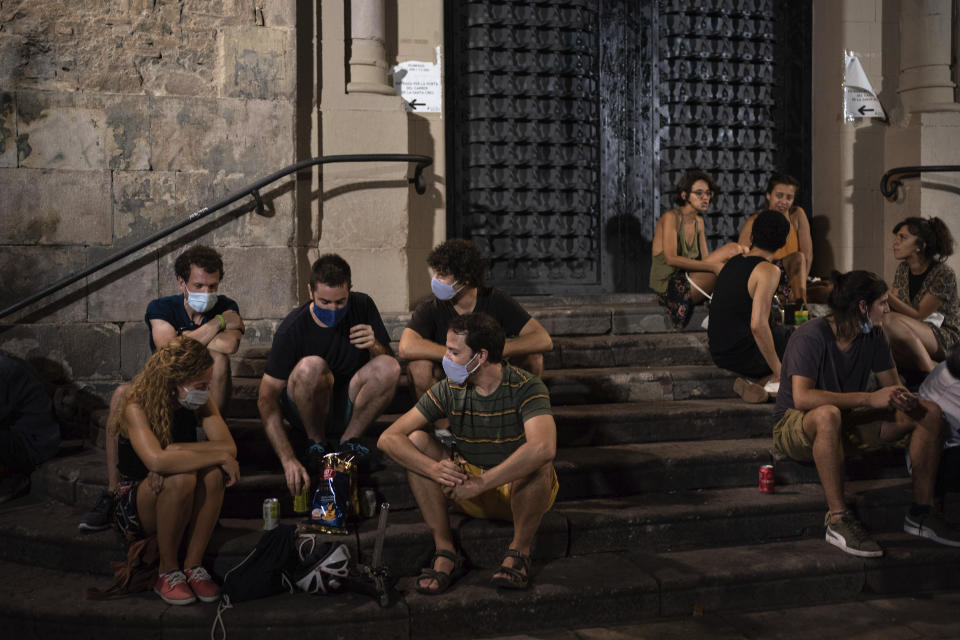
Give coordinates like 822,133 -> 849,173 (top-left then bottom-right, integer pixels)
759,464 -> 775,493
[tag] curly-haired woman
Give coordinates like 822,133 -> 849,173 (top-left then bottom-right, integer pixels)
883,216 -> 960,373
111,336 -> 239,605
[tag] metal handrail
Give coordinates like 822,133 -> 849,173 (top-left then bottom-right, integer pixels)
0,153 -> 433,320
880,164 -> 960,200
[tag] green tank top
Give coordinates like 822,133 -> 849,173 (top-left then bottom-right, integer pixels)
649,210 -> 701,294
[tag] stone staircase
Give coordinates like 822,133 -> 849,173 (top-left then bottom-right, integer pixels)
1,297 -> 958,639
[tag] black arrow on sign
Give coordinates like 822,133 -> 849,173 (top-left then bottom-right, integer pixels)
408,99 -> 425,110
858,105 -> 874,115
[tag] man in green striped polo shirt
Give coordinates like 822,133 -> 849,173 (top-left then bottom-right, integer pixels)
379,312 -> 558,593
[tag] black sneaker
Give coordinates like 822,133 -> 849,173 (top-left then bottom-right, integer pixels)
337,438 -> 379,472
904,510 -> 960,547
304,442 -> 328,476
78,491 -> 115,531
0,474 -> 30,505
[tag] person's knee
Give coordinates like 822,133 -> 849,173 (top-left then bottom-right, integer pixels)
915,400 -> 944,435
163,471 -> 199,496
290,356 -> 333,390
201,466 -> 225,493
408,429 -> 434,453
807,405 -> 842,441
370,355 -> 401,387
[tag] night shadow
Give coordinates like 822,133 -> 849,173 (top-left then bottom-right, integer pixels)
604,213 -> 651,293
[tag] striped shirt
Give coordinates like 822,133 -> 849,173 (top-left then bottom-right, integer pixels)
416,365 -> 553,469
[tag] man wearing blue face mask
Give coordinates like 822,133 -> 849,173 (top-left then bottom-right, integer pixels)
400,239 -> 553,401
379,312 -> 558,593
79,245 -> 244,531
773,270 -> 959,557
258,254 -> 401,497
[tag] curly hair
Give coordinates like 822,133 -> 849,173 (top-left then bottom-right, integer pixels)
427,239 -> 486,287
113,337 -> 213,446
175,245 -> 224,282
674,169 -> 718,206
751,209 -> 791,252
893,217 -> 954,262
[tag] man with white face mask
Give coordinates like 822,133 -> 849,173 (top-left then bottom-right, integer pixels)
380,312 -> 558,593
400,238 -> 553,401
79,245 -> 244,531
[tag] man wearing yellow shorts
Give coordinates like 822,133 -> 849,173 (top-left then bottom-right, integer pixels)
378,312 -> 557,593
773,270 -> 958,558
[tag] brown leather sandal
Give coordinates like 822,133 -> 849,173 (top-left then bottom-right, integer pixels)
415,549 -> 465,595
490,549 -> 530,590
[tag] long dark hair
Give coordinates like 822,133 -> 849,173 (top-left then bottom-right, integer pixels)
893,217 -> 954,263
827,270 -> 888,338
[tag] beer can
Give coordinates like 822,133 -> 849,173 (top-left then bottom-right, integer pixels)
262,498 -> 279,530
759,464 -> 775,493
293,484 -> 309,514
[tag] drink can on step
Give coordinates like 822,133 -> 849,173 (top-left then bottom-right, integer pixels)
759,464 -> 775,493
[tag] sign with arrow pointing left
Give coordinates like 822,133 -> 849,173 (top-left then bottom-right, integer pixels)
843,52 -> 886,121
392,46 -> 442,113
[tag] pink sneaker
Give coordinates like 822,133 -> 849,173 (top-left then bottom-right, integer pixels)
154,570 -> 196,605
184,565 -> 221,603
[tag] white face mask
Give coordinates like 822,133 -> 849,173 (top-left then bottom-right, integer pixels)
186,291 -> 217,313
178,386 -> 209,410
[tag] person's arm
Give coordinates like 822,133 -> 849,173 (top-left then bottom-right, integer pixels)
792,374 -> 900,411
377,407 -> 468,486
661,212 -> 715,273
398,327 -> 447,362
448,414 -> 557,502
793,206 -> 813,268
257,373 -> 309,496
203,310 -> 245,354
738,214 -> 757,248
749,263 -> 783,381
503,318 -> 553,358
124,402 -> 238,484
889,291 -> 943,320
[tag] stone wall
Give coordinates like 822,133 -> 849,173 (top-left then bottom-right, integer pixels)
0,0 -> 301,396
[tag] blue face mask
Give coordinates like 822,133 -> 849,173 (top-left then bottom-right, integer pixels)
441,352 -> 481,384
860,316 -> 873,334
186,291 -> 217,313
431,277 -> 463,301
312,302 -> 349,327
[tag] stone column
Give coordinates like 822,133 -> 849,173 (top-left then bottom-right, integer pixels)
899,0 -> 960,113
347,0 -> 395,95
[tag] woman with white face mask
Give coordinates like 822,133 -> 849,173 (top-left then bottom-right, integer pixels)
111,337 -> 239,606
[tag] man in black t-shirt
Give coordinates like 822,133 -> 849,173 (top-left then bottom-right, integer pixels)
709,209 -> 791,403
399,239 -> 553,399
258,254 -> 400,496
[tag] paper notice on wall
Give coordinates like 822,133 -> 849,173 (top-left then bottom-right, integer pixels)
843,52 -> 886,121
392,46 -> 442,113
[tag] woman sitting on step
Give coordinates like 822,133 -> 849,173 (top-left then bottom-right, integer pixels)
650,168 -> 746,329
111,336 -> 239,606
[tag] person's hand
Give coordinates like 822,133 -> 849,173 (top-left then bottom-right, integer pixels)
146,471 -> 164,494
349,324 -> 376,350
869,386 -> 913,411
281,458 -> 310,496
221,310 -> 245,333
444,475 -> 485,502
890,386 -> 919,412
429,459 -> 467,487
220,457 -> 241,487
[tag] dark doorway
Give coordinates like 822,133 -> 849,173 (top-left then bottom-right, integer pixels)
445,0 -> 811,295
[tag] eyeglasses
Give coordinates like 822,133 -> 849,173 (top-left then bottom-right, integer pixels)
690,189 -> 714,198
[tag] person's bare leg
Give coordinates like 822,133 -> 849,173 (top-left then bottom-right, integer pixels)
510,353 -> 544,377
182,466 -> 226,568
802,405 -> 847,516
407,359 -> 440,401
686,272 -> 716,303
287,356 -> 334,444
493,462 -> 554,581
209,351 -> 232,416
781,252 -> 808,303
406,430 -> 456,591
104,385 -> 129,492
883,313 -> 939,373
341,355 -> 401,441
880,402 -> 943,507
137,472 -> 198,574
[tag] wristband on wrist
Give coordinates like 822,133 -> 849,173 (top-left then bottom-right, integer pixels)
216,314 -> 225,331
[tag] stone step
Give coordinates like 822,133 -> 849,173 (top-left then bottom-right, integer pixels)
1,528 -> 958,640
36,438 -> 913,521
1,479 -> 951,582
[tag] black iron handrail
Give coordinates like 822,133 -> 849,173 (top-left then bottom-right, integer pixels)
881,164 -> 960,200
0,153 -> 433,320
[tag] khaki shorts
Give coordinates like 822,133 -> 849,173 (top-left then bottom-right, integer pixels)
454,458 -> 559,522
773,406 -> 907,462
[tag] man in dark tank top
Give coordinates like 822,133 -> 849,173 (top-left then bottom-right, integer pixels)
708,210 -> 792,403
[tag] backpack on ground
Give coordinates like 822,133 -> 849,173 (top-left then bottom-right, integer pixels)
85,535 -> 159,600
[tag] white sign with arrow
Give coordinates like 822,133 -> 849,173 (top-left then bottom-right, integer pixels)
392,46 -> 443,113
843,51 -> 886,121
